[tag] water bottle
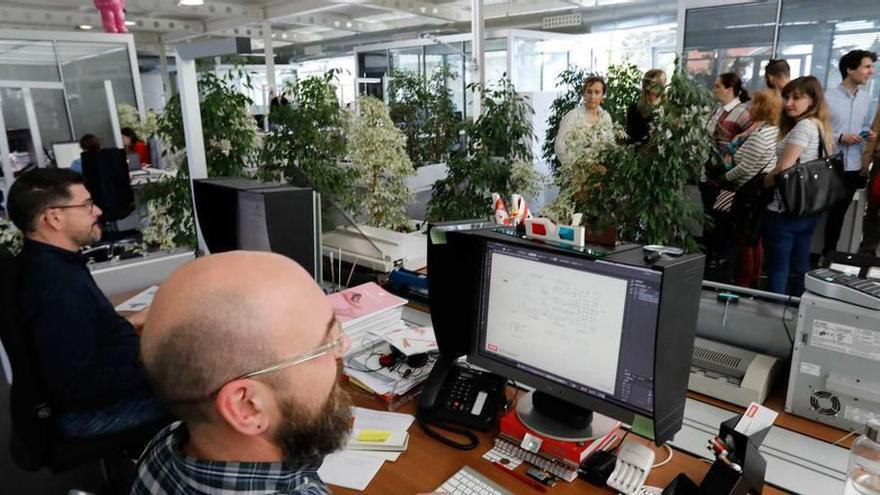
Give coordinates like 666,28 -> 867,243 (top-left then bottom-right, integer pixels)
845,419 -> 880,494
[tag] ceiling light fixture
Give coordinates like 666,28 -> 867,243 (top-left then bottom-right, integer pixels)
77,24 -> 93,30
281,33 -> 287,39
124,20 -> 136,26
178,0 -> 204,6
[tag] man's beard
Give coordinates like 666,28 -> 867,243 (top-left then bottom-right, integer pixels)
74,223 -> 102,247
273,380 -> 353,467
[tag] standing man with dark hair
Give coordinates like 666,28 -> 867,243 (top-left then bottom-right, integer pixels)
765,59 -> 791,91
7,168 -> 164,439
133,251 -> 353,494
824,49 -> 877,259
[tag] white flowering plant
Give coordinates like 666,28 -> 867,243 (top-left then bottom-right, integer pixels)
0,216 -> 23,255
346,96 -> 415,231
542,119 -> 623,225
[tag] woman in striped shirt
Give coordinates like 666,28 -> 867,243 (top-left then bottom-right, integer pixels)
718,89 -> 782,287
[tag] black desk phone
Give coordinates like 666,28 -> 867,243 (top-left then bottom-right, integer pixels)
417,357 -> 507,433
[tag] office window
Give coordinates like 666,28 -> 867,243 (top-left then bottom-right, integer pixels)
683,1 -> 779,91
777,0 -> 880,105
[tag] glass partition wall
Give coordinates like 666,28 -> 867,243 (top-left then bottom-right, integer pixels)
0,30 -> 142,182
353,30 -> 583,120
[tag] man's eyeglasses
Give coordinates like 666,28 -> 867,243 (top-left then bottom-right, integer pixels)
48,198 -> 95,214
182,330 -> 346,403
233,333 -> 346,383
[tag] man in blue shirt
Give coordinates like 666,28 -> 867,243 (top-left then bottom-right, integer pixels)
7,168 -> 165,439
825,49 -> 877,258
133,251 -> 353,494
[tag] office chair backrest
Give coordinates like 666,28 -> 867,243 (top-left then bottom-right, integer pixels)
81,149 -> 135,222
0,247 -> 54,470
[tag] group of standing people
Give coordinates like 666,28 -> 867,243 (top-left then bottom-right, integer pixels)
705,51 -> 879,295
554,50 -> 880,297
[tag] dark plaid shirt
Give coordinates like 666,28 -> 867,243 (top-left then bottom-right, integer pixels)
131,421 -> 331,494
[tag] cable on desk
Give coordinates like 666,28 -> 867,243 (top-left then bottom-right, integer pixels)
417,415 -> 479,451
652,444 -> 673,469
637,486 -> 663,495
781,294 -> 795,351
832,427 -> 863,447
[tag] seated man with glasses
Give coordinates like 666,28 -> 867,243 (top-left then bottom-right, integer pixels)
133,251 -> 353,494
8,168 -> 165,439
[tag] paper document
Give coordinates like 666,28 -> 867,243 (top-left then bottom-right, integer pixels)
352,406 -> 414,432
114,285 -> 158,312
735,402 -> 779,436
317,450 -> 385,491
382,326 -> 438,356
355,450 -> 401,462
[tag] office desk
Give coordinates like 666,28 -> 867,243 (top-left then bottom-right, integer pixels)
336,387 -> 793,495
111,290 -> 839,495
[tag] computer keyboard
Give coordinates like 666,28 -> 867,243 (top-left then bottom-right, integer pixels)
436,466 -> 512,495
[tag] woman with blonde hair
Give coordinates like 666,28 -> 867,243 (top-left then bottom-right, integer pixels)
626,69 -> 666,145
762,76 -> 835,295
717,89 -> 782,288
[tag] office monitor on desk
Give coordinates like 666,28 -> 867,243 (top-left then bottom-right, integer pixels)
464,232 -> 703,445
193,178 -> 323,283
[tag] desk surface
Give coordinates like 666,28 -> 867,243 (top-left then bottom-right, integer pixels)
112,290 -> 848,494
336,385 -> 804,495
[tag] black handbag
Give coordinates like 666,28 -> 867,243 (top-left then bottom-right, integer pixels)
775,132 -> 847,217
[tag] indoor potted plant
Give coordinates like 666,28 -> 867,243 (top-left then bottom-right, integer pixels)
346,96 -> 415,231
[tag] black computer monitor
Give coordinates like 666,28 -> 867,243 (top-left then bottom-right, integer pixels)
193,178 -> 323,283
466,236 -> 703,445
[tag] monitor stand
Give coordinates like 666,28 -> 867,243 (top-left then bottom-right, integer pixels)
516,391 -> 618,442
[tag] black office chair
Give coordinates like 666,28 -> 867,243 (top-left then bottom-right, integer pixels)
80,149 -> 135,223
0,248 -> 166,490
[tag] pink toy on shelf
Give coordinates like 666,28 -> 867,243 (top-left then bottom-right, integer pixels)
94,0 -> 127,33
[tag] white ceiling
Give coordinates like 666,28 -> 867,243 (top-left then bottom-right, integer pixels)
0,0 -> 676,55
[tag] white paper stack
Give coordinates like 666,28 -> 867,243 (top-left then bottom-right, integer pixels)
318,407 -> 414,490
327,282 -> 408,356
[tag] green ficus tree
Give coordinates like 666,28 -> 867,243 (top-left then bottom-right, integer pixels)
346,96 -> 415,231
260,69 -> 355,208
141,70 -> 258,249
387,67 -> 461,167
570,61 -> 714,252
603,62 -> 642,127
427,76 -> 539,221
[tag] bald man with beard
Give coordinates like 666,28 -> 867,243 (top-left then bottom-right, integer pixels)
131,251 -> 353,494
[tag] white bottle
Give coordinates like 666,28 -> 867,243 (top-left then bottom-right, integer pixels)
845,419 -> 880,495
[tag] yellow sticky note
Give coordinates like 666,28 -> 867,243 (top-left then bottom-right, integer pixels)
356,429 -> 392,443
